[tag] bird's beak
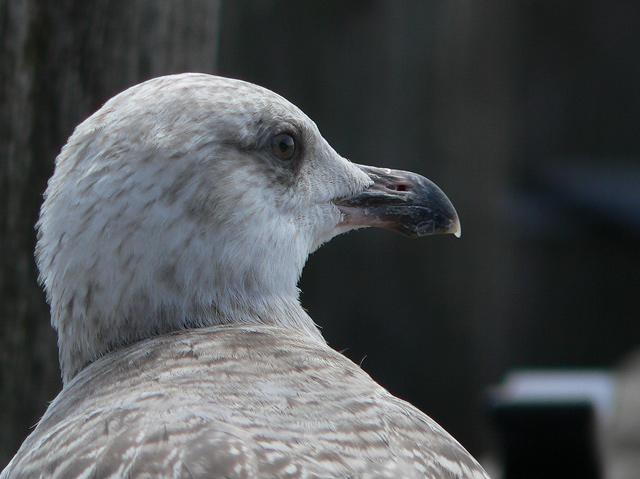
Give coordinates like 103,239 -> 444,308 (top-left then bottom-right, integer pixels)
333,165 -> 461,238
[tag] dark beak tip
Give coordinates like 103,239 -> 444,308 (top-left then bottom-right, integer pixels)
405,210 -> 461,238
445,211 -> 462,238
449,220 -> 462,238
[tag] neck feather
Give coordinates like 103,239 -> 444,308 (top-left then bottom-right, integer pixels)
54,293 -> 324,385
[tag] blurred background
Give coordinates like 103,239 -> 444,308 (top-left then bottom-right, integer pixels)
1,0 -> 639,476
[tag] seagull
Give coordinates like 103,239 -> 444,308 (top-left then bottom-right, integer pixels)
2,73 -> 489,479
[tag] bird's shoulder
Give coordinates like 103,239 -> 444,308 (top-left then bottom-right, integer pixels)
2,326 -> 488,479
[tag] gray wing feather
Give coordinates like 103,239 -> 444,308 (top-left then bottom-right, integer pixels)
1,326 -> 489,479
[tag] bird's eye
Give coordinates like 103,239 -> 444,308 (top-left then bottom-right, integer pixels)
269,133 -> 296,161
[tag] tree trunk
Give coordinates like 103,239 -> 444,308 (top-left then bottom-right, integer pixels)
0,0 -> 220,466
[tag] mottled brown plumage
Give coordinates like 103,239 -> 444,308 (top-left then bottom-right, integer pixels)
4,327 -> 486,478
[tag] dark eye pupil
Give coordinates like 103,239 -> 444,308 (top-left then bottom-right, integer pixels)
270,133 -> 296,161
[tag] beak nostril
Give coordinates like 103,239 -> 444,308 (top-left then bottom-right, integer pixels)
389,184 -> 409,192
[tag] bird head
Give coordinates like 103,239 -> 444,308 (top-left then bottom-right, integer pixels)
36,74 -> 460,384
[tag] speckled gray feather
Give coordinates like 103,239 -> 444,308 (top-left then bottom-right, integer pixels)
2,73 -> 487,478
3,326 -> 487,479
